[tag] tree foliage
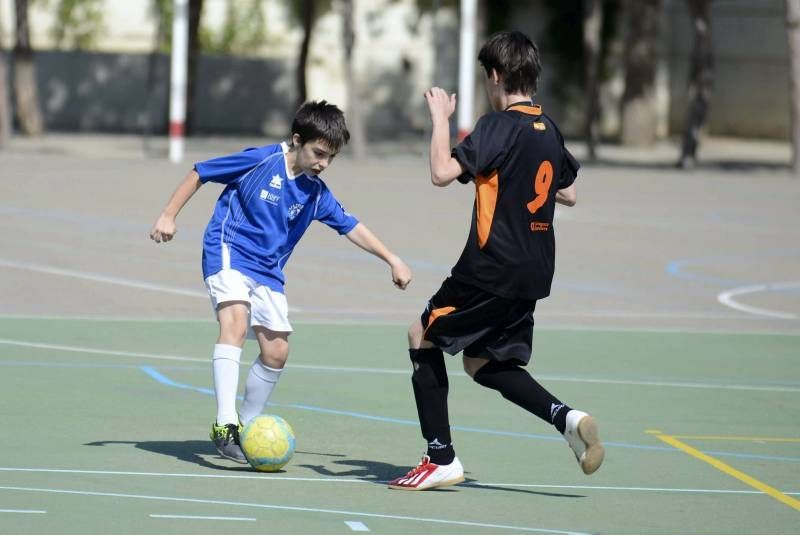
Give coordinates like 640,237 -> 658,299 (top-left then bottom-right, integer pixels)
48,0 -> 105,49
152,0 -> 268,55
201,0 -> 267,55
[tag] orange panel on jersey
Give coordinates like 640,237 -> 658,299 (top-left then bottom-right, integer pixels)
475,171 -> 499,248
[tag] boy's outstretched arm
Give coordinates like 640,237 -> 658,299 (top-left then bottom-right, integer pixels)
345,223 -> 412,290
149,169 -> 202,243
424,87 -> 465,187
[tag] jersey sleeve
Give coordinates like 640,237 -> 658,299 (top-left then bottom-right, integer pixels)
314,182 -> 359,235
194,144 -> 281,185
452,113 -> 517,184
558,146 -> 580,189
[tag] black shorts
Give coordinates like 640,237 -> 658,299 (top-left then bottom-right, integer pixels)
421,277 -> 537,365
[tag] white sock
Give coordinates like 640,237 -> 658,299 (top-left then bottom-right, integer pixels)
212,344 -> 242,426
238,358 -> 283,425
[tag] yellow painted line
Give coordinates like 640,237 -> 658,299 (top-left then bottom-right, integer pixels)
669,435 -> 800,443
648,431 -> 800,511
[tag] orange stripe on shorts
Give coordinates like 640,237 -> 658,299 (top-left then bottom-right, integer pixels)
424,306 -> 456,336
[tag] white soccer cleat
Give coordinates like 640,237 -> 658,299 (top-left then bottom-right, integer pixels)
563,410 -> 605,475
388,455 -> 465,491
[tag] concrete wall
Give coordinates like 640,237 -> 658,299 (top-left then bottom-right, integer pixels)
3,50 -> 296,136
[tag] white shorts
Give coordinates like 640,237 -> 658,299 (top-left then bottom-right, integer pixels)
204,269 -> 292,333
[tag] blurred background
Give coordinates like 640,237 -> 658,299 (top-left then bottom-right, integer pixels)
1,0 -> 799,170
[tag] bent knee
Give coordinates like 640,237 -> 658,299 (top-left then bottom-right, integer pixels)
462,356 -> 489,378
260,349 -> 288,369
407,319 -> 425,347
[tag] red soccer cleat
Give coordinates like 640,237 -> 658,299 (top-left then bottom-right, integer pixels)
388,455 -> 465,491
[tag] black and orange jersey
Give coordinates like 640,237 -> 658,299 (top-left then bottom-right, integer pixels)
450,102 -> 579,301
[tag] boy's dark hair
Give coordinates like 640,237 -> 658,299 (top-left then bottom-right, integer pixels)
292,100 -> 350,152
478,31 -> 541,96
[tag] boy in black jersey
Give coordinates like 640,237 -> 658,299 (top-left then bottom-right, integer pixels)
389,31 -> 604,491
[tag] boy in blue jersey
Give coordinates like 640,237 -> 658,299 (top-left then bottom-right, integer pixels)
150,101 -> 412,463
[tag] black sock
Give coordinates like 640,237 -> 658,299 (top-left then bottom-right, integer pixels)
409,347 -> 454,464
473,360 -> 571,433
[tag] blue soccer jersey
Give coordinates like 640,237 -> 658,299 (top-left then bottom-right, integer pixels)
196,142 -> 359,293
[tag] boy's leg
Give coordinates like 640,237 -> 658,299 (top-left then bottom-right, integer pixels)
388,320 -> 464,491
213,301 -> 249,426
468,357 -> 569,431
210,300 -> 249,463
468,357 -> 604,474
238,327 -> 288,425
238,285 -> 292,425
407,319 -> 453,464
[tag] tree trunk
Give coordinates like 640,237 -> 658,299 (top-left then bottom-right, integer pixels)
0,51 -> 10,147
342,0 -> 365,158
619,0 -> 660,146
678,0 -> 714,168
583,0 -> 603,160
12,0 -> 44,136
185,0 -> 203,135
787,0 -> 800,173
296,0 -> 314,110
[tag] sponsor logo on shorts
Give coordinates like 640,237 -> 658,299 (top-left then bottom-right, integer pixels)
530,221 -> 549,232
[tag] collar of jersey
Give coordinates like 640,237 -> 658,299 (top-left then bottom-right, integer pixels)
505,101 -> 542,116
280,141 -> 307,181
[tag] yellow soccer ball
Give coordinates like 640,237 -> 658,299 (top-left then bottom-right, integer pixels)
240,414 -> 296,472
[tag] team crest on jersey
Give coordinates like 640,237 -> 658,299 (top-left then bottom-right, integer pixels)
260,189 -> 280,205
269,175 -> 283,189
288,203 -> 304,221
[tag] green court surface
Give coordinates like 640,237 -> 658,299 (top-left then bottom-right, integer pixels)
1,318 -> 797,534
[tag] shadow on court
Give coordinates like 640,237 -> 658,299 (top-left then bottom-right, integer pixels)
84,439 -> 252,471
299,458 -> 585,498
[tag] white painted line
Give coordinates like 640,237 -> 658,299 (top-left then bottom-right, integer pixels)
0,258 -> 208,299
0,509 -> 47,514
150,514 -> 255,521
1,467 -> 797,496
1,256 -> 792,322
0,312 -> 798,336
1,338 -> 798,393
0,338 -> 205,363
0,485 -> 591,535
345,520 -> 370,531
0,467 -> 368,482
718,282 -> 799,320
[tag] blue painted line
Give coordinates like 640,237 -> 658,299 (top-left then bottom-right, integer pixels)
140,366 -> 800,463
666,253 -> 800,291
666,258 -> 747,286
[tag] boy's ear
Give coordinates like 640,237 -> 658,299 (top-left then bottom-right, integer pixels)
489,68 -> 501,85
291,133 -> 302,147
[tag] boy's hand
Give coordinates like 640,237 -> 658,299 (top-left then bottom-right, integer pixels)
390,257 -> 413,290
424,87 -> 456,124
149,214 -> 177,243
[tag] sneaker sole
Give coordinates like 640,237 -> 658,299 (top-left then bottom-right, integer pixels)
388,474 -> 465,491
214,446 -> 249,464
577,416 -> 604,475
